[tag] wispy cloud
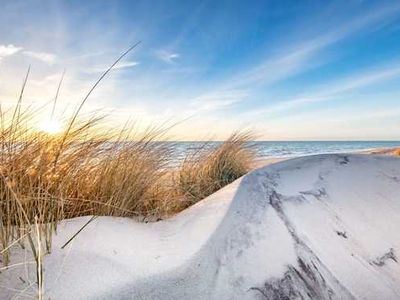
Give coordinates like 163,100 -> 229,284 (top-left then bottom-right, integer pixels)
0,45 -> 57,65
0,44 -> 22,60
23,51 -> 57,64
246,63 -> 400,117
155,50 -> 180,64
1,0 -> 400,140
189,3 -> 400,112
190,89 -> 248,111
113,61 -> 139,70
86,61 -> 139,73
256,99 -> 400,140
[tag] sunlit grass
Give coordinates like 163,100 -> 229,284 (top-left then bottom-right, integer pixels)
0,44 -> 257,299
0,101 -> 256,266
172,132 -> 256,211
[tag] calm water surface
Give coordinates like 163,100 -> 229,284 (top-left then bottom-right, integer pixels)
170,141 -> 400,163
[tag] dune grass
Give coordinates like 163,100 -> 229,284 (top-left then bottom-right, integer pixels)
0,106 -> 171,262
0,46 -> 257,299
0,102 -> 256,267
172,132 -> 256,211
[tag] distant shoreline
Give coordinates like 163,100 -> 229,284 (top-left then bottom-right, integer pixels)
253,146 -> 400,169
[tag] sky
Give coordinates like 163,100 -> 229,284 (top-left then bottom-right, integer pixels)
0,0 -> 400,140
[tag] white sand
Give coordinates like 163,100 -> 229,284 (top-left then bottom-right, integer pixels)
2,154 -> 400,299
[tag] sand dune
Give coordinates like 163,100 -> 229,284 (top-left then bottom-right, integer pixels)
2,154 -> 400,299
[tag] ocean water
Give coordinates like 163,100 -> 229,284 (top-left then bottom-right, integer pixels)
170,141 -> 400,163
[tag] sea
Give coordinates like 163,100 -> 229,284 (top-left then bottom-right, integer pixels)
170,141 -> 400,163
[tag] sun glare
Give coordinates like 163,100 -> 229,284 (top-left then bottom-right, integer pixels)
38,119 -> 63,134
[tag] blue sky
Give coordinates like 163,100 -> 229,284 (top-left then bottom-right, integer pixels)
0,0 -> 400,140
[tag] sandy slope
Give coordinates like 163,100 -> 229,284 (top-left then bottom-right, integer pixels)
2,154 -> 400,299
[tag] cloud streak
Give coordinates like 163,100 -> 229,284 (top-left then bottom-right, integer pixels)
245,62 -> 400,117
23,51 -> 57,64
1,1 -> 400,140
0,44 -> 22,60
234,3 -> 400,88
188,3 -> 400,113
87,61 -> 140,73
190,89 -> 248,111
0,44 -> 57,65
155,50 -> 180,64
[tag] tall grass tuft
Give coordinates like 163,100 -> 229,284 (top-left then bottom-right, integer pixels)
0,104 -> 173,264
173,132 -> 256,211
0,101 -> 256,268
0,44 -> 258,299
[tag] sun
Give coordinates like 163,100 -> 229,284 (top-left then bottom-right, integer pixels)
38,118 -> 63,134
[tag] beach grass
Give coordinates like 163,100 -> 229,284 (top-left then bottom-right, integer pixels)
0,47 -> 257,299
0,102 -> 256,267
172,132 -> 256,211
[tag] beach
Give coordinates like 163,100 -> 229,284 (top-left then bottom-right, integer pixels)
253,146 -> 400,169
1,150 -> 400,299
2,1 -> 400,298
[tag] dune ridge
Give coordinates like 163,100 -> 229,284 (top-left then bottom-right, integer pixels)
2,154 -> 400,299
